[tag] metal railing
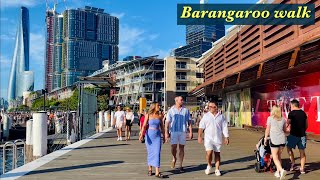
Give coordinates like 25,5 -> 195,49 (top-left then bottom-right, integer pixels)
176,75 -> 188,80
1,139 -> 26,174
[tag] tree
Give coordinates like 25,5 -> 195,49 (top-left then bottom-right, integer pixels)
98,94 -> 108,111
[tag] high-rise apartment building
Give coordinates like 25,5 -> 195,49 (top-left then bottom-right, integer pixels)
8,7 -> 34,102
45,6 -> 119,92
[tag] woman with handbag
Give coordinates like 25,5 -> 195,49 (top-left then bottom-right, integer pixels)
139,102 -> 165,178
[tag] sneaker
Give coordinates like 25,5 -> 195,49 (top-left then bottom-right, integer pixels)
119,137 -> 123,141
205,166 -> 212,175
274,171 -> 280,178
215,169 -> 221,176
280,169 -> 287,179
117,137 -> 120,141
300,168 -> 306,174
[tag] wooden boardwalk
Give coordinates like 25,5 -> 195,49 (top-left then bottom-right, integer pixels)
3,127 -> 320,179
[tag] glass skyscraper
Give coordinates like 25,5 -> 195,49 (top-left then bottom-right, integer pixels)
173,0 -> 224,58
45,6 -> 119,91
7,7 -> 34,102
174,25 -> 225,58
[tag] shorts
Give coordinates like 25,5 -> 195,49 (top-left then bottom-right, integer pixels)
170,132 -> 186,145
204,141 -> 221,152
287,135 -> 306,150
126,120 -> 132,126
270,141 -> 285,148
116,121 -> 123,129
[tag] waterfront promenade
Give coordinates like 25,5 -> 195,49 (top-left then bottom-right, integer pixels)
1,127 -> 320,180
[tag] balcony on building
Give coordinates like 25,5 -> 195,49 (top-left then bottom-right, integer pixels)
176,75 -> 189,81
176,86 -> 189,92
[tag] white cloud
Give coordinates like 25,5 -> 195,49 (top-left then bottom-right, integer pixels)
119,25 -> 145,56
148,34 -> 159,41
30,32 -> 45,64
110,12 -> 125,19
0,34 -> 15,40
118,24 -> 170,59
0,55 -> 11,67
0,0 -> 41,8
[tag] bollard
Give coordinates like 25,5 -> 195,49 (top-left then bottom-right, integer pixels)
105,111 -> 110,128
32,112 -> 47,158
99,111 -> 104,132
26,120 -> 33,163
3,114 -> 12,140
111,111 -> 115,127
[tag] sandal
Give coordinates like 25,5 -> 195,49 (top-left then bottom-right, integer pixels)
155,173 -> 164,178
148,170 -> 152,176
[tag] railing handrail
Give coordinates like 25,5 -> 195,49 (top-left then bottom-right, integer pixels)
2,141 -> 16,174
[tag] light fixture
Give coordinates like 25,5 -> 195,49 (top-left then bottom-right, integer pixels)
266,78 -> 272,81
298,70 -> 306,73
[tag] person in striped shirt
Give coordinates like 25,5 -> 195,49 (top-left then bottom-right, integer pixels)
165,96 -> 193,173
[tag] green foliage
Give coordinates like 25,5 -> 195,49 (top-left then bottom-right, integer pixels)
30,87 -> 109,111
97,94 -> 108,111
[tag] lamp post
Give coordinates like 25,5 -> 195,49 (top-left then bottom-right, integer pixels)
42,89 -> 48,111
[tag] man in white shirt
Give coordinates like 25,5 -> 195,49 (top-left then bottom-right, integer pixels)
198,101 -> 229,176
114,105 -> 125,141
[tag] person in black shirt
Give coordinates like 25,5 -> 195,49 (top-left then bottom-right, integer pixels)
286,99 -> 308,174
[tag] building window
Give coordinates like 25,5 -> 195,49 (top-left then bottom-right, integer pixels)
176,62 -> 187,69
176,83 -> 187,90
196,72 -> 203,78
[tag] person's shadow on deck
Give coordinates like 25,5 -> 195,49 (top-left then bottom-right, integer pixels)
164,155 -> 255,177
285,161 -> 320,180
1,161 -> 124,178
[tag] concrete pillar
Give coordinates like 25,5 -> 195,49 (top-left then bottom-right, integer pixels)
3,114 -> 12,140
26,120 -> 33,163
32,112 -> 47,158
99,111 -> 104,132
111,111 -> 115,127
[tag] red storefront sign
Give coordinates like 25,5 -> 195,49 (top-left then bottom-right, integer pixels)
251,72 -> 320,135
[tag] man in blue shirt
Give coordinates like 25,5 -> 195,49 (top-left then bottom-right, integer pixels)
165,96 -> 193,173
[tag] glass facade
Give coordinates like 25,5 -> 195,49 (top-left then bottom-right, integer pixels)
46,6 -> 119,89
174,25 -> 225,58
8,7 -> 34,101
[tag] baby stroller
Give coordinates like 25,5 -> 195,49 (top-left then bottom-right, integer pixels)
254,136 -> 275,173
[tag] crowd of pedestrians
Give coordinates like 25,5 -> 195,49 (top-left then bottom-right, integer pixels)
120,97 -> 308,179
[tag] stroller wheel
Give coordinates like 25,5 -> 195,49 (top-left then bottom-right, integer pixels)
254,162 -> 261,173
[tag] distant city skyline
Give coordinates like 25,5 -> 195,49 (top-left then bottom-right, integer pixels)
0,0 -> 257,99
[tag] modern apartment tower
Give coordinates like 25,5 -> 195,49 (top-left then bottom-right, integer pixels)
7,7 -> 34,102
174,0 -> 225,58
45,6 -> 119,92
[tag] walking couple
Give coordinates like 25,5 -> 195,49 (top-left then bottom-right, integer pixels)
139,96 -> 229,177
264,99 -> 308,179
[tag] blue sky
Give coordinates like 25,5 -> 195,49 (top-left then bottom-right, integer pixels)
0,0 -> 256,99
